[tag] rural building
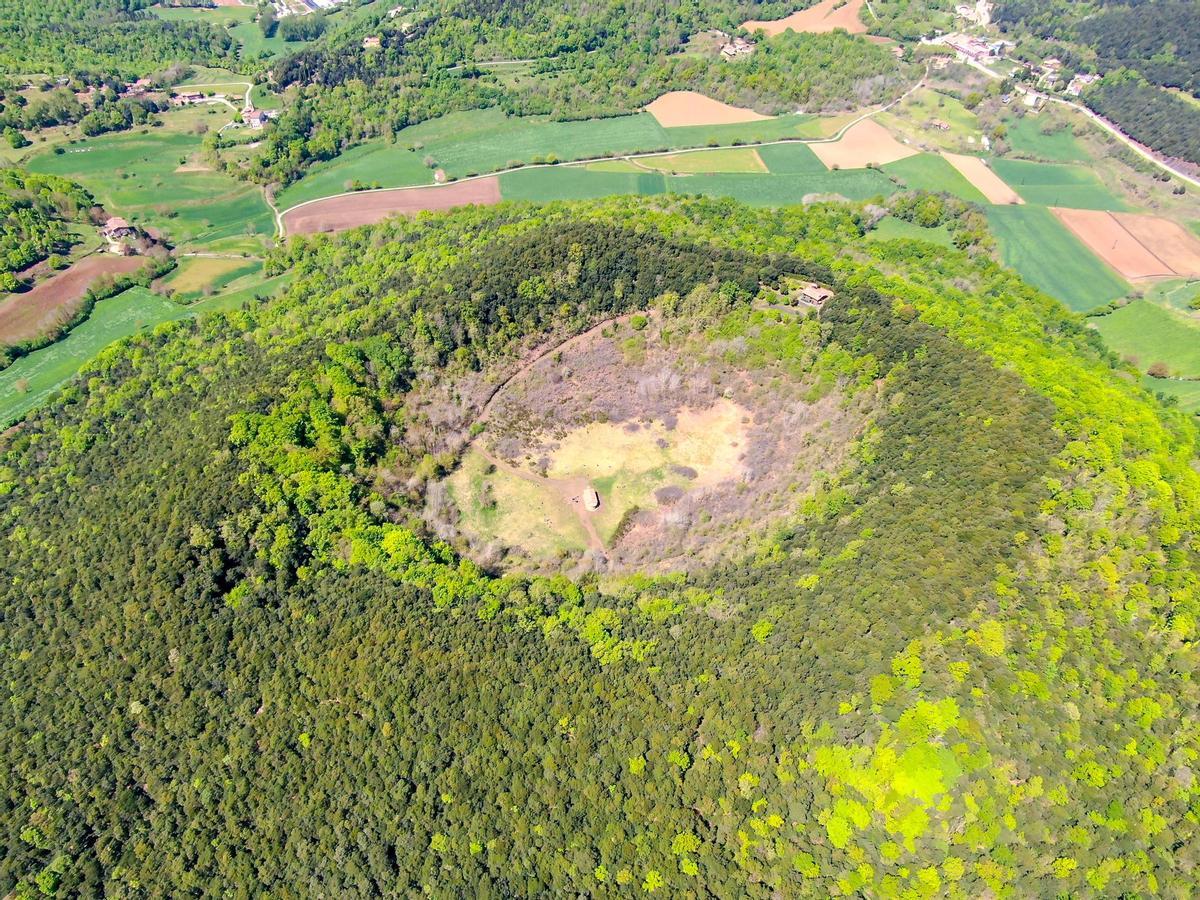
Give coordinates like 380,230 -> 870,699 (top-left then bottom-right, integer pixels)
930,119 -> 950,131
363,35 -> 381,49
720,37 -> 755,59
1022,91 -> 1046,110
1066,73 -> 1100,97
583,488 -> 601,511
797,283 -> 834,308
101,216 -> 134,239
170,91 -> 204,107
387,5 -> 407,16
121,77 -> 153,98
245,109 -> 272,129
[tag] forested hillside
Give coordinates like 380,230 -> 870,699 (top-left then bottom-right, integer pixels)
0,0 -> 236,77
1,196 -> 1198,896
993,0 -> 1200,163
0,168 -> 93,290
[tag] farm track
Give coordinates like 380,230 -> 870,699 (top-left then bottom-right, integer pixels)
274,67 -> 931,235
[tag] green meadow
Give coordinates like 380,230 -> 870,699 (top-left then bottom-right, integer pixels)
990,159 -> 1129,211
500,168 -> 666,201
1142,375 -> 1200,414
757,142 -> 828,174
882,154 -> 987,202
1003,117 -> 1090,163
866,216 -> 956,247
1091,301 -> 1200,376
25,108 -> 273,249
985,204 -> 1128,311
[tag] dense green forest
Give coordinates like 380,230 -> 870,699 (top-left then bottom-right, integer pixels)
0,168 -> 93,290
1085,70 -> 1200,164
0,0 -> 237,78
1,195 -> 1198,895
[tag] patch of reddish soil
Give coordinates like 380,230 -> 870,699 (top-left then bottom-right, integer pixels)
0,255 -> 146,345
1051,208 -> 1176,280
644,91 -> 771,128
742,0 -> 868,37
282,178 -> 502,235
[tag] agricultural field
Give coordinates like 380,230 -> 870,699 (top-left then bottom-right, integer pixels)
149,5 -> 256,24
757,142 -> 829,174
500,169 -> 665,202
985,204 -> 1128,311
809,119 -> 917,169
275,107 -> 829,210
881,153 -> 986,202
990,159 -> 1129,211
1091,301 -> 1200,377
741,0 -> 868,36
667,170 -> 895,204
25,106 -> 273,250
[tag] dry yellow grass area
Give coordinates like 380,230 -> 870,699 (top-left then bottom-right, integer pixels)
645,91 -> 771,128
809,118 -> 918,169
547,400 -> 747,484
941,153 -> 1022,204
742,0 -> 867,36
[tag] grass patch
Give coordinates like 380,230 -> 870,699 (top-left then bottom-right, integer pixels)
985,204 -> 1129,312
159,257 -> 263,301
757,142 -> 828,174
634,147 -> 766,173
866,216 -> 956,247
1142,376 -> 1200,414
882,153 -> 987,202
1003,116 -> 1090,163
1091,301 -> 1200,377
500,168 -> 665,201
150,5 -> 255,23
990,159 -> 1129,210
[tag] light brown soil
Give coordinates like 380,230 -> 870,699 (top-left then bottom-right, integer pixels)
810,118 -> 917,169
0,254 -> 146,345
282,177 -> 502,235
1051,208 -> 1176,279
742,0 -> 868,37
941,152 -> 1023,204
644,91 -> 771,128
1112,213 -> 1200,277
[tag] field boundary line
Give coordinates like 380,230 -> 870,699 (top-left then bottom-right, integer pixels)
1107,211 -> 1179,277
274,66 -> 928,236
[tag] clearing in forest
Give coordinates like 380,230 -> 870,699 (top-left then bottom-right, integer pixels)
940,153 -> 1022,204
0,255 -> 147,346
438,312 -> 861,573
1051,208 -> 1200,280
809,118 -> 917,169
645,92 -> 771,128
282,177 -> 502,234
741,0 -> 868,36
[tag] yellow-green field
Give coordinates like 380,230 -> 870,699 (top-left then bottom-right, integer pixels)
159,256 -> 263,300
631,148 -> 767,174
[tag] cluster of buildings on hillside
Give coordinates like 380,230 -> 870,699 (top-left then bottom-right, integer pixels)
939,33 -> 1011,64
271,0 -> 349,15
168,89 -> 280,129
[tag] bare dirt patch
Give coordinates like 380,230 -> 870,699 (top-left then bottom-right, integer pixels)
282,177 -> 502,235
1111,213 -> 1200,277
0,255 -> 146,345
809,118 -> 917,169
431,312 -> 864,574
742,0 -> 868,37
1051,208 -> 1176,279
645,91 -> 772,128
941,152 -> 1022,204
